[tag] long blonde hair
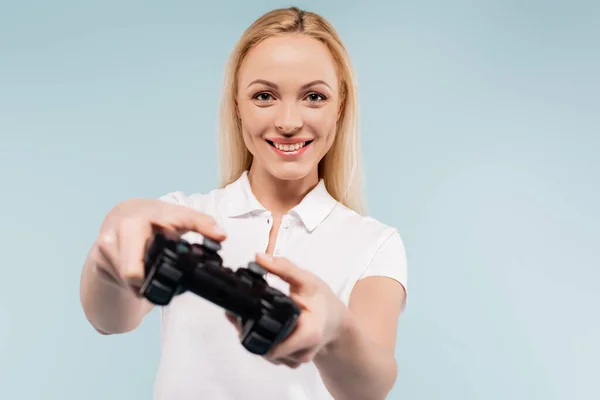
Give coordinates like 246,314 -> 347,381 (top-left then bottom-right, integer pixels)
218,6 -> 367,215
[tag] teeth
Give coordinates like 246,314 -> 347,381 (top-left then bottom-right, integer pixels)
273,141 -> 306,152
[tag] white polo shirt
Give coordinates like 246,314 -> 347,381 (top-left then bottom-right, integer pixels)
153,171 -> 407,400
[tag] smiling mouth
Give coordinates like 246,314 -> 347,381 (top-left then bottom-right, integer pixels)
265,139 -> 313,152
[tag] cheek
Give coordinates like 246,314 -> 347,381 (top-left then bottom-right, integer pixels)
239,103 -> 272,138
304,108 -> 338,140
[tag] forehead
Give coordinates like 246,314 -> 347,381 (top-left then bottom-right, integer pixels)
238,34 -> 339,89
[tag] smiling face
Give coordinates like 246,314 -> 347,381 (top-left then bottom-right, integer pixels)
235,34 -> 342,182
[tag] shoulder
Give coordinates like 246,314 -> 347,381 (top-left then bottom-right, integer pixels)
328,202 -> 404,252
328,202 -> 408,288
158,186 -> 229,213
320,203 -> 408,304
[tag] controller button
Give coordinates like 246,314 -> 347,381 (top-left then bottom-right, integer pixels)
257,314 -> 282,334
157,262 -> 183,283
203,237 -> 222,252
243,332 -> 272,355
264,287 -> 285,300
247,262 -> 268,277
240,274 -> 254,287
145,280 -> 175,306
204,259 -> 221,269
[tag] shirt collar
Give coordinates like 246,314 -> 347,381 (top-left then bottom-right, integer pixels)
225,171 -> 337,232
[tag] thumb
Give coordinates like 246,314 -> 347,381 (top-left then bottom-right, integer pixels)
255,253 -> 312,290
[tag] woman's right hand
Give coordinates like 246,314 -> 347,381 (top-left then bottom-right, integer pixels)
92,198 -> 227,297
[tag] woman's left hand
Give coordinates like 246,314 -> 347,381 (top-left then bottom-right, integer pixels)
225,252 -> 347,368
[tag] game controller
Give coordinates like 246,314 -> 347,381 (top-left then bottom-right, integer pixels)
139,230 -> 301,356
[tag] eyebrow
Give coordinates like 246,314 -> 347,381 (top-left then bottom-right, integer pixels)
247,79 -> 331,90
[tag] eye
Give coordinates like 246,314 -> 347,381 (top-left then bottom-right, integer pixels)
305,92 -> 326,102
252,92 -> 274,102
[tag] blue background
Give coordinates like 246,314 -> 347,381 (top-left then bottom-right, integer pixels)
1,0 -> 598,399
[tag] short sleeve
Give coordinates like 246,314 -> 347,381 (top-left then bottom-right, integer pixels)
158,191 -> 186,205
359,229 -> 408,309
157,191 -> 209,215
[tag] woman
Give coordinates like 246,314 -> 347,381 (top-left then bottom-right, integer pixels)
80,6 -> 407,400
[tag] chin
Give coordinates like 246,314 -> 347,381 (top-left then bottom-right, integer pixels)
266,162 -> 316,182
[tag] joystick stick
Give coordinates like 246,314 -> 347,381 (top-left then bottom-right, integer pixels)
139,230 -> 301,356
247,261 -> 268,277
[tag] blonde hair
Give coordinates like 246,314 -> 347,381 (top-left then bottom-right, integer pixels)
218,6 -> 367,215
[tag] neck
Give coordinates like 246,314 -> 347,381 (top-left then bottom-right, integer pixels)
247,165 -> 319,215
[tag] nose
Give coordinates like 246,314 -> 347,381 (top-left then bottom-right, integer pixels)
274,102 -> 303,134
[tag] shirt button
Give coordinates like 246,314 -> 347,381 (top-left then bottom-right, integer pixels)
283,221 -> 290,229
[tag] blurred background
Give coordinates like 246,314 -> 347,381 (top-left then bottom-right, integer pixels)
0,0 -> 598,399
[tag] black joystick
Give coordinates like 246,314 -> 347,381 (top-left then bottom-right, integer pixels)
247,261 -> 268,277
139,230 -> 301,356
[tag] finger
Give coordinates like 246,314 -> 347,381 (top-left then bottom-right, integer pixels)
287,347 -> 320,364
95,230 -> 123,283
96,231 -> 118,267
288,292 -> 311,311
152,203 -> 227,242
224,312 -> 242,335
272,358 -> 301,369
117,216 -> 152,288
117,203 -> 226,289
265,356 -> 299,368
270,345 -> 319,365
255,253 -> 311,289
224,311 -> 240,326
224,311 -> 237,323
267,314 -> 322,361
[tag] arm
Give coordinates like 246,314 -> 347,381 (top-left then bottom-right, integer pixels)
248,233 -> 407,398
80,241 -> 154,335
314,276 -> 406,400
79,195 -> 224,336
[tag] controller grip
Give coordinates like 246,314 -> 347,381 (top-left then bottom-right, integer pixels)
238,292 -> 301,355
